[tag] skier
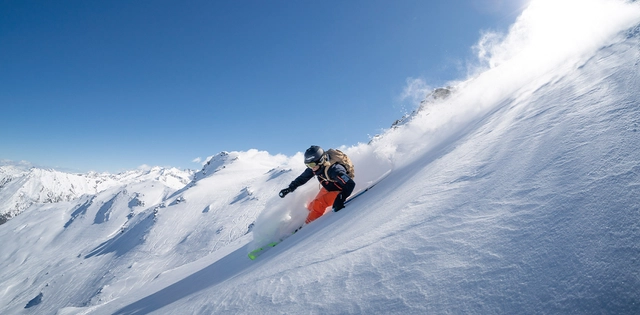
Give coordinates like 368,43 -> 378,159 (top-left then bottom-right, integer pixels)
279,145 -> 356,224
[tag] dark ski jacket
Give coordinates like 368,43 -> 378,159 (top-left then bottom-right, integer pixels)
288,163 -> 355,198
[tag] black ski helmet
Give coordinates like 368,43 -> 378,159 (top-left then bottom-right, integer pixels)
304,145 -> 325,164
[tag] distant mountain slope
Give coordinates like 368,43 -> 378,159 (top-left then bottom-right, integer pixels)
0,162 -> 192,224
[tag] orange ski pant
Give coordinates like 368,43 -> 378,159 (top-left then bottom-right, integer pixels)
306,188 -> 340,224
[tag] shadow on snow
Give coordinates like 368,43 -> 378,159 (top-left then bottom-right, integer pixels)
112,243 -> 255,315
85,212 -> 155,258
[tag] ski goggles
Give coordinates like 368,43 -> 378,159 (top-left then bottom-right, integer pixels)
305,161 -> 321,168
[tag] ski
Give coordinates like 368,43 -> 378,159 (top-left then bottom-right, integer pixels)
247,225 -> 303,260
248,241 -> 279,260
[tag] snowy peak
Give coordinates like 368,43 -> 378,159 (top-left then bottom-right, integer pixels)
0,166 -> 109,222
193,151 -> 233,181
106,166 -> 192,189
393,86 -> 453,128
0,164 -> 192,224
192,150 -> 291,183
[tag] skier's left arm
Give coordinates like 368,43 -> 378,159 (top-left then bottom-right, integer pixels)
331,166 -> 355,212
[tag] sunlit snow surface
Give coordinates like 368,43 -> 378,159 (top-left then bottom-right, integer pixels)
1,0 -> 640,314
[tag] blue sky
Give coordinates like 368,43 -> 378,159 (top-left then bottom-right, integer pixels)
1,0 -> 525,173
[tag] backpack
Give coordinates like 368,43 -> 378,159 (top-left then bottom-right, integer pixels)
323,149 -> 355,180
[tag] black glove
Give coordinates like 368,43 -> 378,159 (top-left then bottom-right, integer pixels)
332,193 -> 346,212
279,188 -> 291,198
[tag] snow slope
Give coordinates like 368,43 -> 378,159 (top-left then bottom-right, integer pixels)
1,0 -> 640,314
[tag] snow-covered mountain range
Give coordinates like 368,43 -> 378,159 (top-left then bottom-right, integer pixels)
1,0 -> 640,314
0,161 -> 192,225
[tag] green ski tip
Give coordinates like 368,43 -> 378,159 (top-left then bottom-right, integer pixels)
248,241 -> 279,260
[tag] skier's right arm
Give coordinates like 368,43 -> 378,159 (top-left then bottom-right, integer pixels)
279,168 -> 314,198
